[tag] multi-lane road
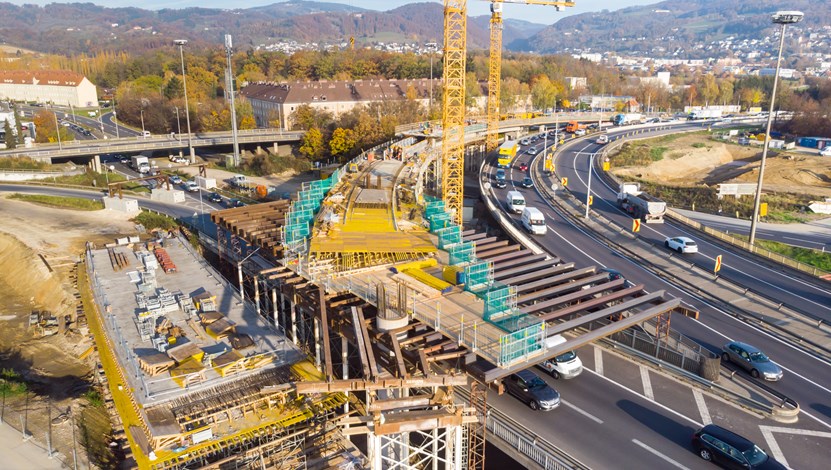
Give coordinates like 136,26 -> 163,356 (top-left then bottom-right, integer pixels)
482,122 -> 831,468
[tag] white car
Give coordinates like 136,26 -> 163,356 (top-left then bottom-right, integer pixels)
574,129 -> 586,136
820,147 -> 831,156
665,236 -> 698,254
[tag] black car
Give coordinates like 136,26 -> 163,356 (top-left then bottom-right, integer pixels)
207,192 -> 223,203
521,176 -> 533,188
503,369 -> 560,411
227,198 -> 246,208
692,425 -> 785,469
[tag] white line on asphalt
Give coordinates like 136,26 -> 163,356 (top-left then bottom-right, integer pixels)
782,236 -> 824,246
759,426 -> 789,468
631,439 -> 691,470
545,224 -> 606,266
594,347 -> 604,376
640,365 -> 654,400
562,399 -> 604,424
760,425 -> 831,438
584,369 -> 703,427
692,389 -> 712,426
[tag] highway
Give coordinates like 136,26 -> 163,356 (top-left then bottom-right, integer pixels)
483,124 -> 831,467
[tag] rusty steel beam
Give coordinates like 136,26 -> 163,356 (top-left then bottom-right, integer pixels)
319,286 -> 334,381
535,284 -> 646,322
545,291 -> 667,337
491,253 -> 550,271
295,375 -> 469,394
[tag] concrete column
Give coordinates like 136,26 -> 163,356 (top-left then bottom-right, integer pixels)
271,287 -> 278,329
93,155 -> 102,173
254,275 -> 261,317
290,294 -> 298,346
273,142 -> 279,154
237,263 -> 245,301
313,317 -> 321,369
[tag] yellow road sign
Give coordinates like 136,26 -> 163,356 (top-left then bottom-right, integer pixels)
602,161 -> 610,171
632,219 -> 641,232
561,177 -> 568,187
715,255 -> 723,273
588,195 -> 593,205
760,202 -> 768,217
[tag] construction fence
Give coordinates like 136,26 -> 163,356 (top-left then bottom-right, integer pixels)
1,393 -> 83,469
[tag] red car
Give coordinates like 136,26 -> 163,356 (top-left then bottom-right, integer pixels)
519,163 -> 529,172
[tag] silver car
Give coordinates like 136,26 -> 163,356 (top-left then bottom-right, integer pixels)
721,341 -> 783,381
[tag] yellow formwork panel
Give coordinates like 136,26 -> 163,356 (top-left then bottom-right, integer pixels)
310,232 -> 437,255
394,258 -> 438,273
342,207 -> 394,233
402,268 -> 453,292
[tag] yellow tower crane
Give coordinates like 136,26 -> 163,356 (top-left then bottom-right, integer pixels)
441,0 -> 468,225
485,1 -> 575,153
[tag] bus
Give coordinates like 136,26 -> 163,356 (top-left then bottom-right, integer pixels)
497,140 -> 518,167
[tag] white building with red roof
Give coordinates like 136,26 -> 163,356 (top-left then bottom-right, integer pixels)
0,70 -> 98,107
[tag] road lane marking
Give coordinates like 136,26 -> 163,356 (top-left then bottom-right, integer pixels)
594,347 -> 604,375
562,400 -> 604,424
640,365 -> 654,400
631,439 -> 691,470
692,389 -> 712,425
759,426 -> 789,467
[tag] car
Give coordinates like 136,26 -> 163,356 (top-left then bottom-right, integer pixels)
521,176 -> 533,188
118,156 -> 129,164
207,192 -> 223,203
503,369 -> 560,411
518,163 -> 529,172
596,135 -> 609,145
527,147 -> 538,155
183,181 -> 199,192
820,147 -> 831,156
519,138 -> 529,146
664,236 -> 698,254
692,424 -> 785,469
494,168 -> 507,188
227,198 -> 246,208
646,117 -> 661,123
168,175 -> 182,185
721,341 -> 783,381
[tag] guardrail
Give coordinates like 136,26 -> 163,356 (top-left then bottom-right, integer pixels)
455,387 -> 589,470
598,130 -> 831,280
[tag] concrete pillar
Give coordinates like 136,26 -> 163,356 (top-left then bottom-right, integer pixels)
290,294 -> 298,346
254,275 -> 261,317
273,142 -> 279,154
93,155 -> 102,173
271,287 -> 278,329
256,145 -> 263,155
237,263 -> 244,301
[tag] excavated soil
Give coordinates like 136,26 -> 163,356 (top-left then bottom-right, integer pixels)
612,134 -> 831,198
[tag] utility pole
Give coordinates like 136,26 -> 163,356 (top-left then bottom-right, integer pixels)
174,39 -> 195,163
225,34 -> 241,168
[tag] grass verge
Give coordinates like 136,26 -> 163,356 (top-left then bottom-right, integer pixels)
8,193 -> 104,210
132,210 -> 178,231
731,234 -> 831,272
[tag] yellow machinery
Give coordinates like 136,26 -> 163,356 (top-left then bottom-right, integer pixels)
485,1 -> 575,153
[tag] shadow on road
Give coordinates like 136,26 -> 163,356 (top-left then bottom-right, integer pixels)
617,399 -> 698,451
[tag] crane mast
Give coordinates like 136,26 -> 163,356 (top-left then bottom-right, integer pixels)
441,0 -> 468,225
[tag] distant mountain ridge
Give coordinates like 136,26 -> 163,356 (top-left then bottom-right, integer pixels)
0,0 -> 826,57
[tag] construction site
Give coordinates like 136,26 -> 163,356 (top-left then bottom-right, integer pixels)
77,2 -> 692,469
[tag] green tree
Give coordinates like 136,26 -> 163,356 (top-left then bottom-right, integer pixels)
4,120 -> 16,149
464,72 -> 481,109
299,127 -> 324,160
699,74 -> 720,106
164,76 -> 183,100
718,80 -> 734,106
530,75 -> 560,111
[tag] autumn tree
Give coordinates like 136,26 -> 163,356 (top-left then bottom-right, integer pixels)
530,75 -> 561,112
4,120 -> 16,149
329,127 -> 357,159
299,127 -> 325,160
32,110 -> 71,144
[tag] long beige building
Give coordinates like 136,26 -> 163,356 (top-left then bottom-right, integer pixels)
0,70 -> 98,107
241,78 -> 438,129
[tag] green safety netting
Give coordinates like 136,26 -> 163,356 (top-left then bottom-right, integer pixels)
448,241 -> 476,265
463,262 -> 492,292
436,226 -> 461,249
499,322 -> 546,365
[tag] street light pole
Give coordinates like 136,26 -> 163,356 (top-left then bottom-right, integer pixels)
749,10 -> 803,245
140,109 -> 146,138
174,106 -> 182,144
225,34 -> 241,168
175,39 -> 195,163
585,153 -> 594,218
53,112 -> 62,150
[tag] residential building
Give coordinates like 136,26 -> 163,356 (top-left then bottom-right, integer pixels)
563,76 -> 588,90
241,79 -> 438,129
0,70 -> 98,107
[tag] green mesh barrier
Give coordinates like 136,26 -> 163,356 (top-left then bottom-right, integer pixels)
436,226 -> 461,249
449,241 -> 476,265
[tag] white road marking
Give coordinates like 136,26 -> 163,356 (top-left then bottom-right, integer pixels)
759,426 -> 789,467
782,236 -> 824,246
594,347 -> 604,376
631,439 -> 691,470
640,365 -> 654,400
692,389 -> 712,425
562,399 -> 604,424
545,224 -> 606,266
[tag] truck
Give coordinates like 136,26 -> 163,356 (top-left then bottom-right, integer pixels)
229,174 -> 256,191
613,113 -> 645,126
565,121 -> 586,133
497,140 -> 518,167
130,155 -> 150,174
688,109 -> 723,120
505,190 -> 526,214
616,182 -> 666,223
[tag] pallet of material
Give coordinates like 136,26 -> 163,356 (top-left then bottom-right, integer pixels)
166,341 -> 204,364
199,311 -> 224,325
138,352 -> 175,376
205,318 -> 236,340
108,248 -> 129,272
153,247 -> 177,273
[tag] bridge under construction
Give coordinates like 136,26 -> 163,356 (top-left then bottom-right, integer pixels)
83,138 -> 686,469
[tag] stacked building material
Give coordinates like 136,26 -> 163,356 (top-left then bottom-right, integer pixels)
153,247 -> 177,273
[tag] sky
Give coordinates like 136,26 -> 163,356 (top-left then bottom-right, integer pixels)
6,1 -> 664,24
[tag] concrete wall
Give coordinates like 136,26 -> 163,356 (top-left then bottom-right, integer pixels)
150,188 -> 186,204
103,196 -> 140,214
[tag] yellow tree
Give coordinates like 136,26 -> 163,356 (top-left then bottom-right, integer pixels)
32,110 -> 71,144
329,127 -> 356,159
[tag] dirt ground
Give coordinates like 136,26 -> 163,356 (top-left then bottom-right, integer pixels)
0,194 -> 136,390
612,134 -> 831,198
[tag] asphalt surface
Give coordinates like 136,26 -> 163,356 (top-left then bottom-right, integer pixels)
483,125 -> 831,468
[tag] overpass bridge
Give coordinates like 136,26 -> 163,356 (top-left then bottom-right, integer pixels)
0,128 -> 304,163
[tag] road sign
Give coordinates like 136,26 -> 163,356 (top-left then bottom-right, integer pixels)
561,177 -> 568,187
760,202 -> 768,217
714,255 -> 723,273
588,195 -> 593,205
632,219 -> 641,232
602,161 -> 610,171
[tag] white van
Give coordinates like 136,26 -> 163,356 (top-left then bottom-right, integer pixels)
539,334 -> 583,379
521,207 -> 547,235
506,190 -> 526,214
